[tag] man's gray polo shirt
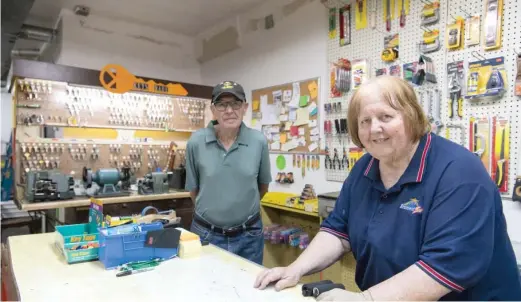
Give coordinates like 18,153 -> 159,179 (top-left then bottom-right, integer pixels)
185,121 -> 272,228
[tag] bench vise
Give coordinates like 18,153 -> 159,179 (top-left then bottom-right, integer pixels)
138,172 -> 169,195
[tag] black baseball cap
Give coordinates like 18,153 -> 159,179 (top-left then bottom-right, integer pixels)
212,81 -> 246,104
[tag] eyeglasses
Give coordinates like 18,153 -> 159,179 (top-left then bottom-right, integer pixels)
214,101 -> 243,112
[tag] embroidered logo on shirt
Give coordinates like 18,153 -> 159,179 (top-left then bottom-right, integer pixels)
399,198 -> 423,214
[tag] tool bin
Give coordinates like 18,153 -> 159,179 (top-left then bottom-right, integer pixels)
98,222 -> 178,269
54,198 -> 103,264
54,223 -> 100,264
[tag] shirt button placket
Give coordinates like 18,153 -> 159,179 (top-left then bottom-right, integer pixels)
379,194 -> 387,214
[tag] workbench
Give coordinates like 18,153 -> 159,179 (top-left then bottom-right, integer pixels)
13,187 -> 194,233
1,233 -> 312,302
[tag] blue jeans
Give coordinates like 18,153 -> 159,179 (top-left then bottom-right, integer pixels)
190,218 -> 264,265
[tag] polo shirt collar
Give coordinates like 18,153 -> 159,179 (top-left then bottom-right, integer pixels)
364,132 -> 433,184
205,121 -> 249,146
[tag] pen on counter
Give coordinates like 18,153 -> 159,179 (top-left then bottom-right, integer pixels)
116,267 -> 155,277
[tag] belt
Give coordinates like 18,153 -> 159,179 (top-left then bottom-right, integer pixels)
193,213 -> 261,237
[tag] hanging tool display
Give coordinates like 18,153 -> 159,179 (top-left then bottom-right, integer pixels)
332,148 -> 341,170
492,117 -> 510,193
370,0 -> 377,29
328,7 -> 337,39
483,0 -> 503,50
341,147 -> 349,170
514,53 -> 521,96
465,15 -> 481,47
355,0 -> 367,30
324,147 -> 332,170
420,28 -> 441,53
469,117 -> 490,175
445,123 -> 465,146
381,34 -> 399,62
339,5 -> 351,46
494,127 -> 506,189
447,61 -> 464,119
420,1 -> 440,26
384,0 -> 392,32
331,58 -> 351,96
399,0 -> 409,28
465,56 -> 507,100
428,89 -> 443,134
446,16 -> 465,51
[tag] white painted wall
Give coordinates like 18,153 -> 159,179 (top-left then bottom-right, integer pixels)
57,9 -> 202,84
199,0 -> 342,195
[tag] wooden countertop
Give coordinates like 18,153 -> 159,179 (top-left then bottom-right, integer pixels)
15,186 -> 190,211
5,233 -> 312,301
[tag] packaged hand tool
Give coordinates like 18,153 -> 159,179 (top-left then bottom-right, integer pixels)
446,16 -> 465,50
383,0 -> 392,32
514,53 -> 521,96
491,116 -> 509,193
420,29 -> 441,54
399,0 -> 409,28
263,224 -> 281,240
355,0 -> 367,30
465,56 -> 506,101
447,61 -> 465,119
512,177 -> 521,202
339,5 -> 351,46
421,1 -> 440,26
483,0 -> 503,50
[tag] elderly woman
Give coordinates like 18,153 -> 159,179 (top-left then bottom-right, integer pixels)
254,76 -> 521,300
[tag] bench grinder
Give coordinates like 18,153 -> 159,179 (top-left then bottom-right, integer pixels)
82,167 -> 131,197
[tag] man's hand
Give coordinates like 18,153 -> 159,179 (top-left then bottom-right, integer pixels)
253,267 -> 301,291
316,288 -> 370,301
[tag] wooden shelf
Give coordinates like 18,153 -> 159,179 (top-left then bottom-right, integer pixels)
15,187 -> 190,211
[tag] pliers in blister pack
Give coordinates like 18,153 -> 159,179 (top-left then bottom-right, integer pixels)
341,147 -> 349,170
332,148 -> 341,170
324,147 -> 332,170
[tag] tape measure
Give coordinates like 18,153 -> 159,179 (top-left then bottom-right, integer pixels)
381,48 -> 398,62
99,64 -> 189,96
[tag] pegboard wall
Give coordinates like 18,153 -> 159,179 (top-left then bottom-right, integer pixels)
323,0 -> 521,198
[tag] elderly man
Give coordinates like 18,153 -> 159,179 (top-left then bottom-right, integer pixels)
185,80 -> 271,265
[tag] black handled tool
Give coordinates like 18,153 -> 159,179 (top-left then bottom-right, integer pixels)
301,280 -> 345,297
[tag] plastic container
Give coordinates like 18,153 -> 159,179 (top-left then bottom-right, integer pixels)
98,222 -> 178,269
54,223 -> 100,264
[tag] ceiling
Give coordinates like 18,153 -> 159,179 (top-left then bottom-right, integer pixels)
27,0 -> 267,36
1,0 -> 267,85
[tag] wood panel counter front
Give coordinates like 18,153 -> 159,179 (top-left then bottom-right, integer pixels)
5,233 -> 313,302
